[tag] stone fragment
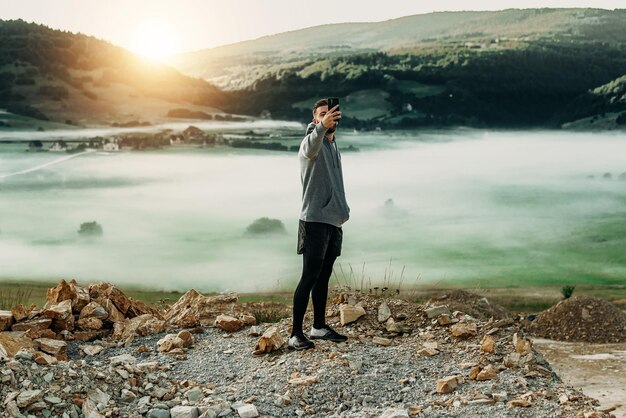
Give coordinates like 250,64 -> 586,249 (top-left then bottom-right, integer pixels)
11,303 -> 35,321
476,364 -> 498,381
214,314 -> 243,332
0,310 -> 14,331
73,329 -> 111,341
437,314 -> 455,325
11,317 -> 52,332
378,302 -> 392,322
248,326 -> 262,336
450,322 -> 477,338
109,353 -> 137,366
436,375 -> 463,393
33,352 -> 56,365
0,332 -> 36,358
253,326 -> 284,355
416,347 -> 439,356
513,333 -> 532,355
237,403 -> 259,418
379,408 -> 409,418
82,345 -> 106,356
385,317 -> 402,333
157,334 -> 185,352
425,305 -> 450,318
82,398 -> 105,418
68,279 -> 91,313
34,338 -> 67,355
508,399 -> 532,408
481,334 -> 496,353
241,314 -> 256,325
372,336 -> 392,346
339,304 -> 366,325
177,330 -> 194,346
170,405 -> 199,418
16,389 -> 43,408
164,289 -> 238,327
288,375 -> 319,385
79,302 -> 109,321
77,317 -> 104,330
45,279 -> 74,305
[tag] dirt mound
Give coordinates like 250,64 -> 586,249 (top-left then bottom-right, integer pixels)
428,290 -> 510,320
529,296 -> 626,343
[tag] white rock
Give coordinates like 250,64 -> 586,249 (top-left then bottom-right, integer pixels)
171,405 -> 199,418
237,403 -> 259,418
379,408 -> 409,418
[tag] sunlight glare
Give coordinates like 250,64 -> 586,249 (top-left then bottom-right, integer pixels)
129,19 -> 180,61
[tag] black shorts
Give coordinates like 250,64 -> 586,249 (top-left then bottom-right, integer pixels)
297,220 -> 343,259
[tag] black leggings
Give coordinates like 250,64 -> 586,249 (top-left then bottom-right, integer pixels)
291,253 -> 337,336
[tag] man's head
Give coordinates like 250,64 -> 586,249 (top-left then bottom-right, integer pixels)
312,98 -> 336,134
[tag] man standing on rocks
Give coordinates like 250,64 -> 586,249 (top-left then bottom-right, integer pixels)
289,98 -> 351,350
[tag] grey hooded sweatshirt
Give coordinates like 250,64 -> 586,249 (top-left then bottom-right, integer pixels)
298,121 -> 350,227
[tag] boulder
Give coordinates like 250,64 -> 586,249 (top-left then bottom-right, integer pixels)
215,314 -> 243,332
0,310 -> 14,331
339,304 -> 366,325
253,326 -> 284,355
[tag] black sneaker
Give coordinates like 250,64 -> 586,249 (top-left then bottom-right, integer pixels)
309,324 -> 348,342
288,332 -> 315,350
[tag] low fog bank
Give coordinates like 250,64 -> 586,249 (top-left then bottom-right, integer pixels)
1,129 -> 625,293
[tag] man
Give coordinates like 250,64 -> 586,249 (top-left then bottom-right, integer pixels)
288,98 -> 351,350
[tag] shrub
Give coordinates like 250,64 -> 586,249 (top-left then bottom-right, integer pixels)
561,285 -> 576,299
78,221 -> 103,237
245,217 -> 287,235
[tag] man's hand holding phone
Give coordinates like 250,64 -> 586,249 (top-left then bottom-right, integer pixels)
321,104 -> 341,129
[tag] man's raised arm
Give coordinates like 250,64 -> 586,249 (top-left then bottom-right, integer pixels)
300,121 -> 328,160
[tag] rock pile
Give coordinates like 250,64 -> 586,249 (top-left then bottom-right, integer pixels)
529,296 -> 626,343
0,283 -> 618,418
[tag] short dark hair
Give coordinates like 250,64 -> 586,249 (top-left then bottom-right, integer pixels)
312,99 -> 328,117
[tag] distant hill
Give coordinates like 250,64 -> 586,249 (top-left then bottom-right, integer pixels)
170,8 -> 626,130
0,19 -> 228,128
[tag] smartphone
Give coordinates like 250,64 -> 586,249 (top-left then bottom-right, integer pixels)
327,97 -> 340,112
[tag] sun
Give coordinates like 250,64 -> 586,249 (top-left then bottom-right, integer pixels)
129,19 -> 180,61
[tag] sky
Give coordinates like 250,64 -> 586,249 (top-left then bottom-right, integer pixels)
1,0 -> 624,59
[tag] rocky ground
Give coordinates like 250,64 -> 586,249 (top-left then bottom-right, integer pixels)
0,281 -> 619,418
